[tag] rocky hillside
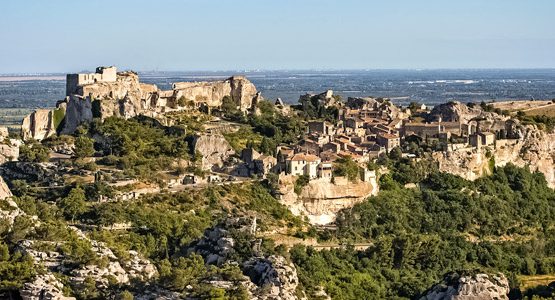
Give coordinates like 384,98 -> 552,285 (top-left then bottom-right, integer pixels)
432,101 -> 555,188
21,70 -> 260,140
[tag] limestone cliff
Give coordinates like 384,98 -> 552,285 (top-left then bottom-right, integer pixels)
192,133 -> 235,171
59,68 -> 259,134
21,108 -> 65,140
173,76 -> 259,111
278,175 -> 379,225
434,124 -> 555,188
420,273 -> 510,300
431,101 -> 509,132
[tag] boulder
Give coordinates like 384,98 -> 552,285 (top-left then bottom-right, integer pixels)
420,273 -> 510,300
192,133 -> 235,170
0,139 -> 22,163
243,255 -> 300,300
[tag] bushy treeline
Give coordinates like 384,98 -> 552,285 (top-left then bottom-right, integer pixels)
292,164 -> 555,299
222,100 -> 305,156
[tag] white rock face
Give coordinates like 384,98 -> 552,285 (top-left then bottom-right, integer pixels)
0,175 -> 13,200
62,97 -> 93,135
20,274 -> 75,300
420,273 -> 510,300
243,255 -> 301,300
0,139 -> 22,163
21,109 -> 60,141
192,133 -> 235,171
278,175 -> 379,225
434,125 -> 555,188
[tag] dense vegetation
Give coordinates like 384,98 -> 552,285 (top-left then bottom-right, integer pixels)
291,164 -> 555,299
221,99 -> 306,155
86,116 -> 191,182
0,178 -> 304,298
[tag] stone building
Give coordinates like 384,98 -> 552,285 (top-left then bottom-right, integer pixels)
66,66 -> 117,96
376,133 -> 400,152
286,153 -> 321,178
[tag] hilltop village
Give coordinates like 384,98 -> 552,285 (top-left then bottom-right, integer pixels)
10,66 -> 555,222
2,66 -> 555,299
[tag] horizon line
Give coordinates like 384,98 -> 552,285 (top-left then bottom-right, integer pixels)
2,67 -> 555,76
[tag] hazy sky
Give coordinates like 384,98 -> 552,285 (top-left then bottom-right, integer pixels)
1,0 -> 555,73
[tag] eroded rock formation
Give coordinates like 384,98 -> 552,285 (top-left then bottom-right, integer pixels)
434,123 -> 555,188
244,255 -> 300,300
420,273 -> 510,300
189,220 -> 302,300
57,67 -> 260,135
21,108 -> 64,140
20,274 -> 75,300
192,133 -> 235,171
278,175 -> 379,225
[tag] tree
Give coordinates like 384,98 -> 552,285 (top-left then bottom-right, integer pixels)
18,142 -> 49,163
59,187 -> 88,222
74,136 -> 95,158
408,102 -> 421,111
117,290 -> 134,300
333,156 -> 360,182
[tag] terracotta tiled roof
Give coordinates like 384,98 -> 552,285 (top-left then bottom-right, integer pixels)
290,153 -> 320,162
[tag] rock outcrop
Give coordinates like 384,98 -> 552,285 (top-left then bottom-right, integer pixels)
192,133 -> 235,171
173,76 -> 259,111
278,175 -> 379,225
434,124 -> 555,188
57,67 -> 260,135
21,108 -> 65,140
20,274 -> 75,300
188,226 -> 236,266
189,221 -> 302,300
0,175 -> 13,200
0,139 -> 22,163
69,227 -> 157,288
420,273 -> 510,300
243,255 -> 300,300
0,162 -> 63,186
430,101 -> 508,132
0,176 -> 24,228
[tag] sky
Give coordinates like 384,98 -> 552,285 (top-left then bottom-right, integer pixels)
1,0 -> 555,73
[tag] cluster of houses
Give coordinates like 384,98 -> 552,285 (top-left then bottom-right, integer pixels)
234,91 -> 521,182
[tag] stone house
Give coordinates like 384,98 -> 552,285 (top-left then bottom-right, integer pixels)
253,155 -> 277,176
308,121 -> 334,135
317,162 -> 333,180
470,132 -> 495,148
377,133 -> 400,152
286,153 -> 321,178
